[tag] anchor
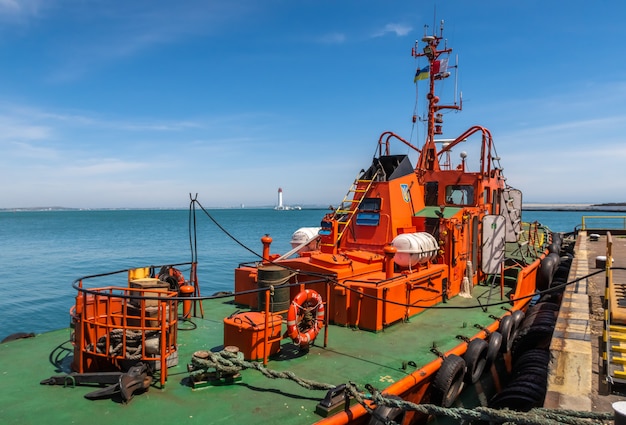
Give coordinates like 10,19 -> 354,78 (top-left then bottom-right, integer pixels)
40,362 -> 152,403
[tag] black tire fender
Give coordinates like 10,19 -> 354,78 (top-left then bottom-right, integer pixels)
431,354 -> 466,407
463,338 -> 488,384
511,310 -> 525,328
498,315 -> 515,353
486,331 -> 502,366
536,253 -> 559,290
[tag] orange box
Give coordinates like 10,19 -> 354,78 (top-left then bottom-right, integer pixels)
234,267 -> 258,308
129,278 -> 169,307
223,312 -> 282,361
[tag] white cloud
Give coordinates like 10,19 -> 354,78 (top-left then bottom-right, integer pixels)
317,32 -> 346,44
0,120 -> 51,141
63,158 -> 150,176
0,0 -> 41,15
41,2 -> 259,82
371,23 -> 412,38
5,141 -> 59,160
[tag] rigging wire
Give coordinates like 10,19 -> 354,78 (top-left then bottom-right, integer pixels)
188,194 -> 199,265
193,198 -> 265,260
409,57 -> 421,151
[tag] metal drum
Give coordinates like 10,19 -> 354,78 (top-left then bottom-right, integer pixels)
257,265 -> 291,315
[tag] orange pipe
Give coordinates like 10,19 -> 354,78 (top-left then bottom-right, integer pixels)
263,289 -> 270,365
160,301 -> 167,385
383,245 -> 397,279
324,283 -> 330,348
191,262 -> 204,318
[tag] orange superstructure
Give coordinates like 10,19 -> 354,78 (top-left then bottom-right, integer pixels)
229,21 -> 553,423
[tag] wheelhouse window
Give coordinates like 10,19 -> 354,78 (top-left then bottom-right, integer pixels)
359,198 -> 381,211
445,185 -> 474,206
356,197 -> 381,226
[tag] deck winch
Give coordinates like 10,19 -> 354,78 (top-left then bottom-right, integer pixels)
391,232 -> 439,267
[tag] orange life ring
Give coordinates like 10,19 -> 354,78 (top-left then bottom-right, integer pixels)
286,289 -> 325,347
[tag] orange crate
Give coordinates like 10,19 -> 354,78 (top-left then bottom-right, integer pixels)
129,278 -> 169,307
223,312 -> 282,360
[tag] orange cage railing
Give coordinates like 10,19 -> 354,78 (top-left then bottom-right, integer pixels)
71,284 -> 178,386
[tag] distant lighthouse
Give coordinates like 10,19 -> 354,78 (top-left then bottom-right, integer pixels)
274,187 -> 301,210
277,187 -> 284,209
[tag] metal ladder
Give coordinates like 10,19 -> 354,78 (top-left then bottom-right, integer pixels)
604,232 -> 626,386
322,170 -> 379,247
501,191 -> 541,262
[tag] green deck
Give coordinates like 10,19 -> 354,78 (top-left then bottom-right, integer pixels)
0,283 -> 515,425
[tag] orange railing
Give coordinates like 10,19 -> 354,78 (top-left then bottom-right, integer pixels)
70,267 -> 187,386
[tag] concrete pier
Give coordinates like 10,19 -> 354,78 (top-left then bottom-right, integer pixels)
545,230 -> 625,413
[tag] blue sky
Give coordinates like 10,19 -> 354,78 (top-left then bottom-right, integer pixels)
1,1 -> 625,209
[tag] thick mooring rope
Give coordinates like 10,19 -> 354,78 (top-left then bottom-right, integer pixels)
190,349 -> 334,391
192,350 -> 613,425
362,388 -> 613,425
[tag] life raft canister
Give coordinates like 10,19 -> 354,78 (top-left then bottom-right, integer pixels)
287,289 -> 325,347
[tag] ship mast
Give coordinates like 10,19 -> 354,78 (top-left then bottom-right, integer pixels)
413,21 -> 461,174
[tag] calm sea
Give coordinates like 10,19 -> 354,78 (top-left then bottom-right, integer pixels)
0,207 -> 620,341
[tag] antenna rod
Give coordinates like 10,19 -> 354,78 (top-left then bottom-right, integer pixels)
454,54 -> 459,105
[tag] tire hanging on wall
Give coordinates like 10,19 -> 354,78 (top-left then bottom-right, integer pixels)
431,354 -> 466,408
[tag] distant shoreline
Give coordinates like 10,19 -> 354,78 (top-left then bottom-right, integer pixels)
0,206 -> 330,212
523,203 -> 626,212
3,204 -> 626,213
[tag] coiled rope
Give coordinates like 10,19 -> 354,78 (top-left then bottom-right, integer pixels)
93,329 -> 160,360
192,350 -> 613,425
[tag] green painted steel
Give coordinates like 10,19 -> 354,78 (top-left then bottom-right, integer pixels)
0,282 -> 516,425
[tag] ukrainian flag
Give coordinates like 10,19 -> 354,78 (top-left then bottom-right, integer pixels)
414,66 -> 429,82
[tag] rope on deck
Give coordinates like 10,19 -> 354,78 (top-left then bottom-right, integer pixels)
189,349 -> 334,391
191,350 -> 613,425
